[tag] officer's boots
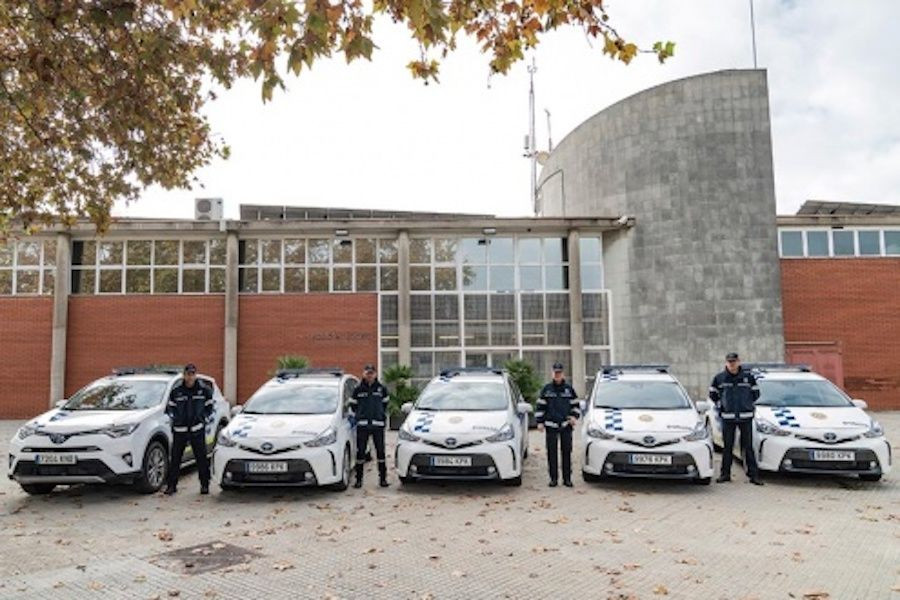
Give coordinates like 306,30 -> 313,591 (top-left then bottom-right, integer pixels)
378,462 -> 389,487
353,463 -> 363,488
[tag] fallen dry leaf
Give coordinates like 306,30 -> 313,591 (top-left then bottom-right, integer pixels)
653,584 -> 669,595
155,530 -> 174,542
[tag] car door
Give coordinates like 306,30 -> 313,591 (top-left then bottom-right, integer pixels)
341,378 -> 358,459
507,378 -> 526,456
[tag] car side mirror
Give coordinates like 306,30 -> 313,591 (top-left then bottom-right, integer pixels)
401,402 -> 413,414
578,400 -> 587,414
230,405 -> 243,417
695,401 -> 711,413
55,399 -> 67,408
517,402 -> 533,414
851,399 -> 868,410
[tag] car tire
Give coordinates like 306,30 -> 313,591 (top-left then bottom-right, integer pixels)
399,475 -> 416,485
501,475 -> 522,487
20,483 -> 55,495
331,446 -> 352,491
694,477 -> 712,485
582,469 -> 603,483
134,439 -> 169,494
209,421 -> 226,456
859,473 -> 882,482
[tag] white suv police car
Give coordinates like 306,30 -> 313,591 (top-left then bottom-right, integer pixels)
214,369 -> 358,490
581,365 -> 714,484
395,368 -> 532,486
711,364 -> 891,481
8,367 -> 230,495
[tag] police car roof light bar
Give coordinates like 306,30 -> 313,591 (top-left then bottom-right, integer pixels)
743,363 -> 811,373
601,364 -> 669,375
112,365 -> 183,376
275,367 -> 344,379
439,367 -> 505,378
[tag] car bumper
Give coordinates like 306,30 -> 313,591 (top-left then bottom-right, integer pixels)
7,435 -> 144,485
756,436 -> 892,476
582,438 -> 715,480
395,440 -> 521,480
213,444 -> 343,487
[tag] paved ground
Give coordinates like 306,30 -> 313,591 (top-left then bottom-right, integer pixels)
1,416 -> 898,600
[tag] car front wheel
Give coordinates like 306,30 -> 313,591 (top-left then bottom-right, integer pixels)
331,446 -> 352,491
20,483 -> 55,495
134,439 -> 169,494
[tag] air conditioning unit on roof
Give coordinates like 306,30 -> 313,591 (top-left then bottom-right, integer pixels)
195,197 -> 224,221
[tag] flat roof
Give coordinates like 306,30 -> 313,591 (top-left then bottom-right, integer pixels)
797,200 -> 900,216
239,204 -> 493,221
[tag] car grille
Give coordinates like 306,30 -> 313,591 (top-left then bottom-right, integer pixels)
223,459 -> 316,484
605,451 -> 696,476
421,439 -> 483,450
617,437 -> 681,449
784,448 -> 878,472
21,446 -> 101,453
794,434 -> 860,445
410,453 -> 496,478
236,444 -> 303,456
13,460 -> 116,479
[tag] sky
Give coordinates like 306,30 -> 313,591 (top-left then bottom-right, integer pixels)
118,0 -> 900,220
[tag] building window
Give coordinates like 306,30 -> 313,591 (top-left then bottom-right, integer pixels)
0,239 -> 55,296
806,230 -> 829,257
779,231 -> 803,257
831,230 -> 855,256
858,230 -> 881,256
886,231 -> 900,255
580,236 -> 604,289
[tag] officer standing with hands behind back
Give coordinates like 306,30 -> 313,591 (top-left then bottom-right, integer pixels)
349,364 -> 390,488
709,352 -> 764,485
164,363 -> 213,495
536,362 -> 580,487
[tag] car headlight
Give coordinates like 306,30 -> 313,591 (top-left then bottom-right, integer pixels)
398,428 -> 420,442
586,425 -> 615,440
217,431 -> 236,447
485,423 -> 515,443
305,427 -> 337,448
756,419 -> 791,436
17,424 -> 38,440
863,420 -> 884,438
683,422 -> 709,442
98,423 -> 140,438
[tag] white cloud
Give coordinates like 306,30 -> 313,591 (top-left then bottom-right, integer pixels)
118,0 -> 900,220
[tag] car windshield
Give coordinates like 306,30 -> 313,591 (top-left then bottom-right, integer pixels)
243,384 -> 338,415
64,379 -> 168,411
416,380 -> 508,411
756,379 -> 853,407
593,381 -> 691,409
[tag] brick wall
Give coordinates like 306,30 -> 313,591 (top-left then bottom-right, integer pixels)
66,296 -> 225,398
0,298 -> 53,418
781,259 -> 900,410
237,294 -> 378,403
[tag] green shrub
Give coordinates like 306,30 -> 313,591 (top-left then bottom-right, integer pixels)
274,355 -> 309,371
382,364 -> 419,416
503,358 -> 542,405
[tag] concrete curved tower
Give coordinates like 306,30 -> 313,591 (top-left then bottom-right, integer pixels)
538,69 -> 784,398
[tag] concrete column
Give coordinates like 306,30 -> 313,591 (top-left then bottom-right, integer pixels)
397,231 -> 411,367
567,229 -> 586,397
49,233 -> 71,405
224,231 -> 239,405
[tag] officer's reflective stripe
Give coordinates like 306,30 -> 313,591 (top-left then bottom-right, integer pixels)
708,386 -> 717,392
720,413 -> 736,419
544,422 -> 560,428
190,423 -> 204,432
534,412 -> 545,418
173,426 -> 188,432
720,382 -> 734,387
737,382 -> 751,387
751,385 -> 760,391
738,412 -> 754,419
377,459 -> 386,463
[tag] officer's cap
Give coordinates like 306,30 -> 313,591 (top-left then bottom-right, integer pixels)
725,352 -> 739,361
552,362 -> 564,371
363,364 -> 376,373
184,363 -> 197,374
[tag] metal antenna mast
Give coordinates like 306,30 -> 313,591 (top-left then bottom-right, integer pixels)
527,57 -> 538,214
749,0 -> 758,68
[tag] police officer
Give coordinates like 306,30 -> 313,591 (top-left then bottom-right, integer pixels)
536,362 -> 580,487
164,363 -> 213,495
349,364 -> 390,488
709,352 -> 764,485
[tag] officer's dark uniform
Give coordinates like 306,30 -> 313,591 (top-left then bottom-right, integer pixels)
349,372 -> 390,487
709,363 -> 761,482
165,376 -> 213,493
536,367 -> 580,486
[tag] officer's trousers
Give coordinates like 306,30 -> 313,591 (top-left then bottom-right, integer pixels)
168,430 -> 210,490
356,426 -> 386,480
720,419 -> 758,479
545,425 -> 573,483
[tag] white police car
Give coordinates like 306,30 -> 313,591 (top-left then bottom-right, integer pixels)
711,364 -> 891,481
214,369 -> 358,490
8,367 -> 230,495
581,365 -> 714,484
395,368 -> 532,486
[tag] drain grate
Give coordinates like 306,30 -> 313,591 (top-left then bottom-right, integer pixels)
150,541 -> 262,575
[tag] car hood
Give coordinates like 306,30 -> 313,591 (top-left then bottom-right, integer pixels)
225,413 -> 334,443
406,410 -> 509,443
755,405 -> 872,432
592,407 -> 700,435
25,407 -> 156,434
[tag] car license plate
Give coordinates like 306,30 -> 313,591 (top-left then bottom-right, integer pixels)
247,461 -> 288,473
811,450 -> 855,461
431,456 -> 472,467
629,453 -> 672,465
35,454 -> 77,465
